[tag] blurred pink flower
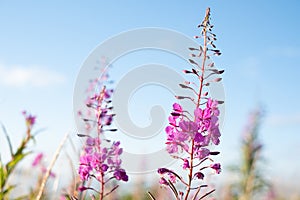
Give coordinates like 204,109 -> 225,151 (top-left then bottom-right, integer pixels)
32,153 -> 43,167
22,111 -> 36,128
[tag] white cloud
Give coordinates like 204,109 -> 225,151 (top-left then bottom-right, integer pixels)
265,113 -> 300,126
0,64 -> 65,87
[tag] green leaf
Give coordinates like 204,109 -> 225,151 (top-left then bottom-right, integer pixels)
0,165 -> 8,189
0,123 -> 14,157
7,151 -> 31,174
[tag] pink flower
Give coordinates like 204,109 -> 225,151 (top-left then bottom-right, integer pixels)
170,103 -> 183,121
169,173 -> 176,183
165,126 -> 174,137
22,111 -> 36,128
207,98 -> 220,116
113,169 -> 128,182
78,164 -> 92,180
173,103 -> 183,113
183,159 -> 190,169
166,142 -> 179,154
208,116 -> 221,145
101,164 -> 108,172
78,154 -> 93,180
194,132 -> 206,145
159,177 -> 169,186
86,137 -> 95,146
210,163 -> 221,174
168,116 -> 177,126
179,120 -> 198,137
194,147 -> 210,159
78,186 -> 89,192
157,168 -> 170,174
32,153 -> 43,167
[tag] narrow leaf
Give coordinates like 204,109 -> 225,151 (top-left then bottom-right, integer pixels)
171,112 -> 181,117
105,129 -> 118,132
0,123 -> 13,157
208,62 -> 214,67
77,134 -> 90,137
210,151 -> 220,155
179,84 -> 190,89
7,151 -> 30,173
188,59 -> 198,66
188,47 -> 199,51
203,92 -> 208,96
175,96 -> 185,100
192,69 -> 199,75
199,46 -> 203,52
218,69 -> 225,74
183,70 -> 193,74
213,78 -> 222,82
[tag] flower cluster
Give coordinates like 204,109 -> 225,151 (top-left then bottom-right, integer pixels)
77,83 -> 128,199
158,99 -> 222,187
166,98 -> 221,157
79,140 -> 128,182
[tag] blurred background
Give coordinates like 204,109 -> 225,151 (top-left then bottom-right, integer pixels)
0,1 -> 299,199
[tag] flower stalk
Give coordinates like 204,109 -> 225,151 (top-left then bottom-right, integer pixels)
77,69 -> 128,199
155,7 -> 224,200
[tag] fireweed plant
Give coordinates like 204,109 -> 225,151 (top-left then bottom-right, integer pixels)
227,109 -> 268,200
76,70 -> 128,199
153,8 -> 224,200
0,111 -> 37,199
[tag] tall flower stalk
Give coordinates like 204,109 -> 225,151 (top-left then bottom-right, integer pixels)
154,8 -> 224,200
76,69 -> 128,199
227,108 -> 268,200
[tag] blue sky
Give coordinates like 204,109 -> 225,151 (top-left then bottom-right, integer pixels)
0,0 -> 300,192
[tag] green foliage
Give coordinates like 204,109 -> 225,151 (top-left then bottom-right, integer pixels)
0,114 -> 36,200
